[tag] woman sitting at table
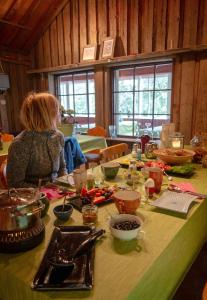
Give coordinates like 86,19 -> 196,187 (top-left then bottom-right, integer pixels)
6,92 -> 67,188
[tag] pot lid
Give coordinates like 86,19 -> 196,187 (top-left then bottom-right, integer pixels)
0,188 -> 39,208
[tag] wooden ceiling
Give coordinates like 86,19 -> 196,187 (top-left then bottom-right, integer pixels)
0,0 -> 68,54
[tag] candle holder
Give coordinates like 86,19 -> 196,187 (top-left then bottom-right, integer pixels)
170,132 -> 184,149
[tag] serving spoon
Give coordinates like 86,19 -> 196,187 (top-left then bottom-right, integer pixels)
49,229 -> 105,269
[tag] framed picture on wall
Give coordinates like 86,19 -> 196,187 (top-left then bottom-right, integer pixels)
100,37 -> 115,59
82,44 -> 97,61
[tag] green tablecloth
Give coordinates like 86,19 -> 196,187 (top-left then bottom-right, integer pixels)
0,164 -> 207,300
0,141 -> 10,157
76,134 -> 107,153
0,135 -> 106,158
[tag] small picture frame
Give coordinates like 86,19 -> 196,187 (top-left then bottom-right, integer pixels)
82,44 -> 97,62
100,37 -> 115,59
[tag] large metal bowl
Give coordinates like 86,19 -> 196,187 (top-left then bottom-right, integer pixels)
0,188 -> 44,231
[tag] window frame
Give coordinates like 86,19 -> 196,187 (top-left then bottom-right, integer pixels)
54,69 -> 95,130
111,60 -> 173,138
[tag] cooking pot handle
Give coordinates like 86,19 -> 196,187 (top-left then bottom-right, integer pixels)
18,201 -> 45,217
14,200 -> 45,215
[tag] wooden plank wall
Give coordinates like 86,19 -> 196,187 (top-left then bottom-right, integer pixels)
2,61 -> 31,133
29,0 -> 207,141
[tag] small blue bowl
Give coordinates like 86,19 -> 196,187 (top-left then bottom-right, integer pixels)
53,204 -> 73,221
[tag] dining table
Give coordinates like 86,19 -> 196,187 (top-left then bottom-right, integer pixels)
0,156 -> 207,300
0,134 -> 107,162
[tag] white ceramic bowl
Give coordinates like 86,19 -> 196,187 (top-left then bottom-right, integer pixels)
109,214 -> 143,241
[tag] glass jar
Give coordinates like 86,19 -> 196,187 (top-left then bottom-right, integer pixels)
169,132 -> 184,149
145,142 -> 158,159
82,204 -> 98,226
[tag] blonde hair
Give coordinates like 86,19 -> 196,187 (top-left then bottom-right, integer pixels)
20,92 -> 60,131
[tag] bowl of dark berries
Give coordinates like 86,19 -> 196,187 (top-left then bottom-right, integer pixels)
109,214 -> 144,241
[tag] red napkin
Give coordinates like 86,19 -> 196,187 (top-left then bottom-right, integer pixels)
170,182 -> 197,193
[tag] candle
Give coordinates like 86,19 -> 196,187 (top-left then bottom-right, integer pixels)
172,139 -> 181,149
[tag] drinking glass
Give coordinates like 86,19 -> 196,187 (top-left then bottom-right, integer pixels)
109,125 -> 117,138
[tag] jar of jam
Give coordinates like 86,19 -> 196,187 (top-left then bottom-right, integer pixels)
82,204 -> 98,226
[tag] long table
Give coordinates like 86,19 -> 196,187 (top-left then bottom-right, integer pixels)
0,135 -> 107,162
0,163 -> 207,300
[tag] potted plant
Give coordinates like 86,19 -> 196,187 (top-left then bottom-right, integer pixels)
58,106 -> 77,136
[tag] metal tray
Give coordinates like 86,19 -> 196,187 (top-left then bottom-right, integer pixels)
31,226 -> 95,290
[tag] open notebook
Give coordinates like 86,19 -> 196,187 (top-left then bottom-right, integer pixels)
150,190 -> 198,214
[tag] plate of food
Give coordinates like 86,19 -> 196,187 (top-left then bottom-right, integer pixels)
165,164 -> 195,178
119,158 -> 145,169
153,149 -> 195,165
68,187 -> 116,212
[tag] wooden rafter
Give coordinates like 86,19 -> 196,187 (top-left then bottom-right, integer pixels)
0,19 -> 31,30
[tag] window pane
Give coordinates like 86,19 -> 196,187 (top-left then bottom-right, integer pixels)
60,95 -> 74,111
135,66 -> 154,91
59,75 -> 73,95
154,91 -> 171,114
135,92 -> 153,114
155,64 -> 172,89
88,72 -> 95,93
74,95 -> 87,114
114,92 -> 133,114
114,68 -> 134,91
74,73 -> 87,94
115,115 -> 133,136
89,94 -> 95,114
89,114 -> 95,128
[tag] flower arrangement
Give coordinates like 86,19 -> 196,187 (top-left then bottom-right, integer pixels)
60,106 -> 77,124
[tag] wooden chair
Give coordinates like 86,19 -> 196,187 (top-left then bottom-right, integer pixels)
87,126 -> 107,137
1,133 -> 14,142
85,126 -> 107,168
202,282 -> 207,300
0,159 -> 7,189
100,143 -> 129,162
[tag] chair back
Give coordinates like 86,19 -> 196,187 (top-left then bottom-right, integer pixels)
87,126 -> 107,137
203,282 -> 207,300
101,143 -> 129,162
1,133 -> 14,142
0,159 -> 7,189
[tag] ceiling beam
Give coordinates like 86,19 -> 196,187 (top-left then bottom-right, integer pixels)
0,19 -> 31,30
24,0 -> 69,50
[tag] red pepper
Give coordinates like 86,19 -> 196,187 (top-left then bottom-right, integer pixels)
93,196 -> 105,204
80,186 -> 88,197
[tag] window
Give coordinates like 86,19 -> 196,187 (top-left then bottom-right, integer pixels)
55,70 -> 95,132
113,62 -> 172,138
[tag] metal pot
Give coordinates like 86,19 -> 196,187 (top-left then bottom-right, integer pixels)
0,188 -> 44,232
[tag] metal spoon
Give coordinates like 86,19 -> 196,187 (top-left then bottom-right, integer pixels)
163,169 -> 173,181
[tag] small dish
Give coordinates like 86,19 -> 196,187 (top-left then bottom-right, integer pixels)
53,204 -> 73,221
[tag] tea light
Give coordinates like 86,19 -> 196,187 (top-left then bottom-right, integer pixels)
170,132 -> 184,149
172,138 -> 181,149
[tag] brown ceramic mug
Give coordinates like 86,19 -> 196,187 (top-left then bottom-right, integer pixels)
113,190 -> 141,214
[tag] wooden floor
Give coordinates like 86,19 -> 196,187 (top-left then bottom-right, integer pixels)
173,243 -> 207,300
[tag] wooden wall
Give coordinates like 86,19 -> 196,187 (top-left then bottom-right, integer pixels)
2,61 -> 31,133
29,0 -> 207,141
